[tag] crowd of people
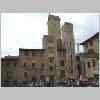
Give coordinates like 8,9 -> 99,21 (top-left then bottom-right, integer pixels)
1,79 -> 99,87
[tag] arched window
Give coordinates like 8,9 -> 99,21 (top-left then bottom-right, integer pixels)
48,57 -> 54,63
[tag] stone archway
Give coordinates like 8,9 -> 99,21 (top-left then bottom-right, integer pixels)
40,75 -> 45,81
32,76 -> 36,81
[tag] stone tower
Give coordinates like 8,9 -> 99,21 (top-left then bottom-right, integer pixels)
62,22 -> 76,79
48,15 -> 61,39
47,15 -> 61,80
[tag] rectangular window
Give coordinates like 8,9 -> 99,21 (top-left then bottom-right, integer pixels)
24,63 -> 26,67
24,72 -> 28,78
32,63 -> 35,68
57,39 -> 62,50
92,60 -> 96,67
60,70 -> 65,78
32,51 -> 36,56
70,54 -> 73,66
7,71 -> 13,79
89,41 -> 93,46
88,49 -> 95,53
87,62 -> 91,68
24,51 -> 29,56
60,60 -> 64,66
14,62 -> 17,66
41,63 -> 44,68
40,63 -> 44,73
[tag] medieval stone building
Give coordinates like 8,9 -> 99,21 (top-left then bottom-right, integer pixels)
1,14 -> 77,81
77,32 -> 99,80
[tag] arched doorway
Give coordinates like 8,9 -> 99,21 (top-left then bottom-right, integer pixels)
32,76 -> 36,81
49,75 -> 55,81
40,75 -> 45,81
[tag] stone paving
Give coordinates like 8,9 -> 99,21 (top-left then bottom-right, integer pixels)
1,79 -> 99,87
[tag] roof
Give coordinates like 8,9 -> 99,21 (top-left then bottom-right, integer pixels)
64,22 -> 73,25
19,48 -> 45,53
43,35 -> 48,39
2,56 -> 18,61
80,32 -> 99,45
48,15 -> 60,21
43,35 -> 48,37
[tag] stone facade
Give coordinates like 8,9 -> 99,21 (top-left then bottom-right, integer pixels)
17,49 -> 47,81
1,14 -> 77,81
1,56 -> 18,81
62,22 -> 77,79
77,32 -> 99,79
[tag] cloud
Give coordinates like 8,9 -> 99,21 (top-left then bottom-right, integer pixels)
1,13 -> 99,56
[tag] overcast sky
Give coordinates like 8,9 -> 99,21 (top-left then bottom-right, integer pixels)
1,13 -> 99,57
